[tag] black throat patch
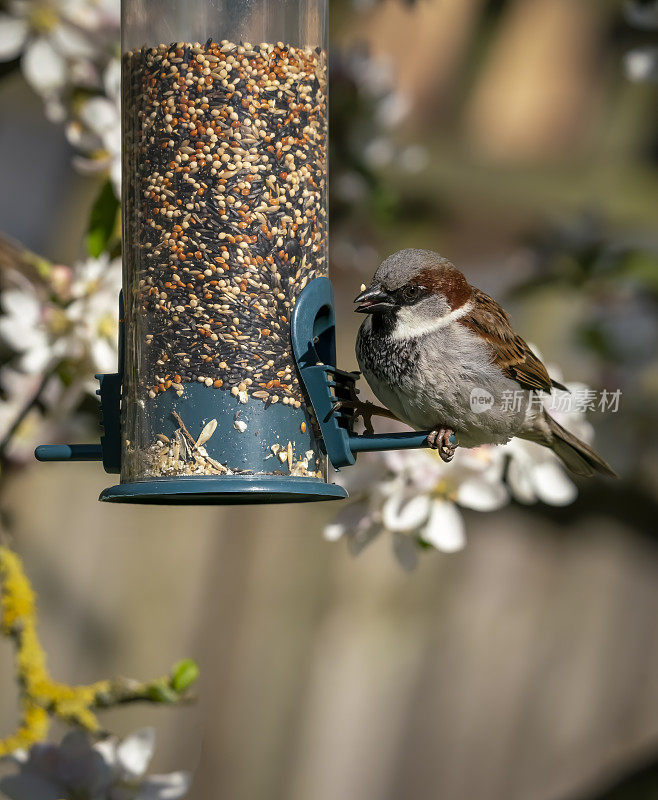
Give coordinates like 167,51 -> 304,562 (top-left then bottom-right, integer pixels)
356,315 -> 419,388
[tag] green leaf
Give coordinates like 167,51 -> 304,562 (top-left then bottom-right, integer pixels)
146,682 -> 179,704
170,659 -> 200,693
86,180 -> 120,257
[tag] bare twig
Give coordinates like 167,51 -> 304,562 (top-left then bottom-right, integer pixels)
0,369 -> 56,464
0,232 -> 52,285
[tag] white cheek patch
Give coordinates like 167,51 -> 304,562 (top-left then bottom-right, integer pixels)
391,300 -> 473,340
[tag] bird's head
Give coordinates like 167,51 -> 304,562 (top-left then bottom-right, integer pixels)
354,249 -> 473,339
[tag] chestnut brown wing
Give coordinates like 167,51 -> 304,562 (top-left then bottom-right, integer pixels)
460,289 -> 564,393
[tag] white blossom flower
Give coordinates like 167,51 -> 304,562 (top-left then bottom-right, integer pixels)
363,137 -> 395,169
0,254 -> 121,390
383,447 -> 506,552
326,446 -> 508,568
624,46 -> 658,82
0,283 -> 60,374
65,253 -> 122,377
0,728 -> 191,800
68,57 -> 121,192
0,0 -> 119,118
501,375 -> 591,506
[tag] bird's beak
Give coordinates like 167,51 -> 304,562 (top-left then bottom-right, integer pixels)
354,285 -> 395,314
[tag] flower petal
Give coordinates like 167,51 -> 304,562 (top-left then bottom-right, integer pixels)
532,461 -> 578,506
324,522 -> 344,541
0,366 -> 41,400
23,742 -> 61,780
0,772 -> 63,800
624,47 -> 658,83
79,96 -> 117,134
72,153 -> 112,175
104,121 -> 121,156
420,499 -> 466,553
56,731 -> 115,793
66,119 -> 101,150
116,728 -> 156,778
392,532 -> 418,571
136,771 -> 192,800
347,521 -> 381,556
506,457 -> 537,504
91,337 -> 116,373
4,749 -> 28,765
103,57 -> 121,102
456,476 -> 509,512
93,737 -> 119,769
0,14 -> 28,60
382,492 -> 431,532
43,96 -> 66,122
324,500 -> 370,541
110,155 -> 121,194
49,23 -> 97,60
408,453 -> 446,492
22,37 -> 66,94
1,287 -> 40,323
18,343 -> 52,374
68,56 -> 98,87
0,318 -> 40,353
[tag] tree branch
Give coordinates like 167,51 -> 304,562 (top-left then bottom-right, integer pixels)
0,545 -> 198,756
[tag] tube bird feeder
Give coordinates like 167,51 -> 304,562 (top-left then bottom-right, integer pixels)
35,0 -> 436,504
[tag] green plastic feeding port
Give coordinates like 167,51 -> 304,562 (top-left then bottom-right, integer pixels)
290,277 -> 433,469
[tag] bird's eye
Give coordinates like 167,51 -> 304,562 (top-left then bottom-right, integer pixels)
402,285 -> 423,303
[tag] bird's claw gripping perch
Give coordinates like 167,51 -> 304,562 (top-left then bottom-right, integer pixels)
427,427 -> 457,463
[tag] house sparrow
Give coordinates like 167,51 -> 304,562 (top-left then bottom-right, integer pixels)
354,249 -> 616,478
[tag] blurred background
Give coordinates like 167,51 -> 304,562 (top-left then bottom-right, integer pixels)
1,0 -> 658,798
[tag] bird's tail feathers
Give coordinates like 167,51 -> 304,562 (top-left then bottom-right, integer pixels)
541,412 -> 617,478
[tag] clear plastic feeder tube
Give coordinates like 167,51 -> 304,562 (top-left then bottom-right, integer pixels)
121,0 -> 328,486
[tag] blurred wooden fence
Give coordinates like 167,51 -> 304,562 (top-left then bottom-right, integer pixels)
1,461 -> 657,800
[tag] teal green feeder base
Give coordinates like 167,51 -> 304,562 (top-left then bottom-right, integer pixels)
99,475 -> 347,505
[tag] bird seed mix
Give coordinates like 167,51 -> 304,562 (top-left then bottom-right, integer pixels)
121,40 -> 327,479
